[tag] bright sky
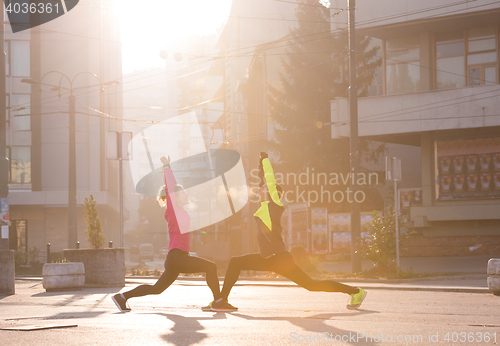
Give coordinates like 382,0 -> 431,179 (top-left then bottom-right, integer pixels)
119,0 -> 233,74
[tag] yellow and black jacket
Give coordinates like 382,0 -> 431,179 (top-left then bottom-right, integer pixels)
254,158 -> 286,258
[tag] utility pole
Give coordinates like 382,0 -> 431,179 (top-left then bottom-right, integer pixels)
0,0 -> 14,296
68,95 -> 77,248
0,0 -> 9,250
118,133 -> 124,248
348,0 -> 361,273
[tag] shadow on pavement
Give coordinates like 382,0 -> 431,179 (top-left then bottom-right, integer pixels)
32,287 -> 118,307
230,310 -> 379,346
42,311 -> 106,320
32,287 -> 120,297
148,312 -> 228,346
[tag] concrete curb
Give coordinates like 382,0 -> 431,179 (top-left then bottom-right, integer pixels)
15,276 -> 491,294
124,274 -> 488,283
123,277 -> 491,294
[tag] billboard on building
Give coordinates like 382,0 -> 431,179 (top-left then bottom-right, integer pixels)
399,188 -> 423,215
328,213 -> 373,253
436,137 -> 500,200
287,203 -> 308,250
311,208 -> 328,254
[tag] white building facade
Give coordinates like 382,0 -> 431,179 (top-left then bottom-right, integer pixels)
7,0 -> 123,256
330,0 -> 500,255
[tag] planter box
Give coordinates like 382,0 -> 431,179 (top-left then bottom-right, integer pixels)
63,248 -> 125,287
42,262 -> 85,291
487,258 -> 500,295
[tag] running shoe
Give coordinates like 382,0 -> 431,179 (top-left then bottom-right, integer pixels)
210,299 -> 238,312
201,301 -> 213,312
112,293 -> 131,312
347,288 -> 367,310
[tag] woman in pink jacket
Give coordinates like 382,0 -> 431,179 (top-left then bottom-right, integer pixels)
112,156 -> 236,312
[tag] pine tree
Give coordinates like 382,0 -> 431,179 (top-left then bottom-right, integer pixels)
83,194 -> 105,249
267,0 -> 384,211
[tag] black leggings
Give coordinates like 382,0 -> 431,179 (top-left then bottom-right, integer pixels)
221,252 -> 358,300
123,249 -> 221,300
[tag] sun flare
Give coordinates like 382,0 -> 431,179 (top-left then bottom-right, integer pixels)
119,0 -> 232,73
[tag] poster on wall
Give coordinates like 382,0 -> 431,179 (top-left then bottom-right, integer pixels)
288,203 -> 308,250
466,155 -> 478,172
436,137 -> 500,200
494,153 -> 500,171
311,208 -> 328,254
328,213 -> 373,253
399,188 -> 423,213
494,172 -> 500,190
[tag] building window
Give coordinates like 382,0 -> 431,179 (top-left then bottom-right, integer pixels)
385,35 -> 420,94
9,146 -> 31,184
435,26 -> 499,89
7,41 -> 30,77
9,94 -> 31,131
367,38 -> 383,96
435,30 -> 465,89
9,220 -> 27,254
5,42 -> 9,76
467,26 -> 497,86
7,93 -> 31,185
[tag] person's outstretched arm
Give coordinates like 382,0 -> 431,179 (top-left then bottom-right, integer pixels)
161,156 -> 177,210
260,152 -> 283,207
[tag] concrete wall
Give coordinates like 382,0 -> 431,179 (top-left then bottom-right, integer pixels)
331,85 -> 500,139
63,248 -> 125,287
9,205 -> 119,257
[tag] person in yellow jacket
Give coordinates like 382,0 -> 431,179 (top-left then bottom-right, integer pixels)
214,152 -> 367,312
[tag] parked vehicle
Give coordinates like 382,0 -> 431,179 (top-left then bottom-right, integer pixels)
160,247 -> 169,258
139,243 -> 154,262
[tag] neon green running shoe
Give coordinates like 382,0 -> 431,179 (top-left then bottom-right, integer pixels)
201,301 -> 213,312
347,288 -> 367,310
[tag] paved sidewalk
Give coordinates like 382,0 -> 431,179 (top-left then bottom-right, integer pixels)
15,255 -> 495,295
2,278 -> 499,346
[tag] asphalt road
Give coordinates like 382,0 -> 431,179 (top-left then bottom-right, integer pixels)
1,279 -> 499,345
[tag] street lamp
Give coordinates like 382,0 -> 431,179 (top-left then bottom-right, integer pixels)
22,72 -> 119,249
386,157 -> 402,275
106,131 -> 132,248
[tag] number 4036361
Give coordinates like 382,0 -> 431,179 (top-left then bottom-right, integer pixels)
5,2 -> 60,14
444,332 -> 497,343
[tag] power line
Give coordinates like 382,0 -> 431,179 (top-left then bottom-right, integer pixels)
10,0 -> 500,120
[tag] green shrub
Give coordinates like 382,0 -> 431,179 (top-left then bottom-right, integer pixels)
84,194 -> 105,249
50,251 -> 63,263
14,249 -> 27,269
14,247 -> 43,275
361,207 -> 411,270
